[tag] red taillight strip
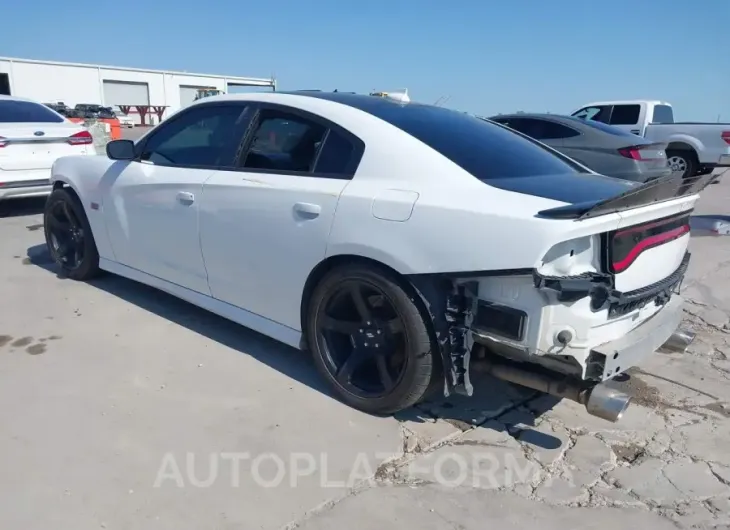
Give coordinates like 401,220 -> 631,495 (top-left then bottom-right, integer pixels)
722,131 -> 730,145
612,224 -> 690,273
68,130 -> 93,145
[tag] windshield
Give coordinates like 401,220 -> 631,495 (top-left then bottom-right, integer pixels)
0,100 -> 65,123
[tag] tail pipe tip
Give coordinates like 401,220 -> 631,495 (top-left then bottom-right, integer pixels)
660,328 -> 696,354
583,384 -> 632,423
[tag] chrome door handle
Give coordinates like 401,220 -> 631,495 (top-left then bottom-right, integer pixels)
177,191 -> 195,205
293,202 -> 321,219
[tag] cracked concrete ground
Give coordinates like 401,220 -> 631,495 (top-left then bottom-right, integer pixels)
0,167 -> 728,529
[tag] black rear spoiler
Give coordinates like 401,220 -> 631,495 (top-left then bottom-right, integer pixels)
537,172 -> 716,220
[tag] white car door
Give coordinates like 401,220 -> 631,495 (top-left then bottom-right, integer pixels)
199,104 -> 364,330
102,103 -> 249,294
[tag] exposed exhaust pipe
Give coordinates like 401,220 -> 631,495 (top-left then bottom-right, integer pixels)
659,328 -> 696,353
472,358 -> 631,423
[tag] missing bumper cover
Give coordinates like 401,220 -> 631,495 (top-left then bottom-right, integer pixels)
534,251 -> 690,316
472,301 -> 527,342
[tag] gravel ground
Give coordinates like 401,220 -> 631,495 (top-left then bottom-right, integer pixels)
0,167 -> 728,529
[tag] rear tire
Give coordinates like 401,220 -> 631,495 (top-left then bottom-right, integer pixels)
667,149 -> 697,179
43,187 -> 101,281
306,263 -> 436,415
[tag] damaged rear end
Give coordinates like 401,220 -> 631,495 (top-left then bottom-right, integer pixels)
437,172 -> 713,422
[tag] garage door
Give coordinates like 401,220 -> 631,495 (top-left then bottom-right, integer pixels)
179,85 -> 210,107
102,80 -> 150,108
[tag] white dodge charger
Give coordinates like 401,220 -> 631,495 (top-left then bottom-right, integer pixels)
43,91 -> 711,422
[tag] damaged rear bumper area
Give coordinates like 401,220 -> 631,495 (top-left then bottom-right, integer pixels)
472,294 -> 691,422
409,254 -> 695,423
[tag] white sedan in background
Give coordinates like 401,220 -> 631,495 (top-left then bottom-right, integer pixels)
114,109 -> 135,128
0,95 -> 95,201
42,91 -> 712,423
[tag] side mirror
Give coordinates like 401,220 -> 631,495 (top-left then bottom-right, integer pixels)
106,139 -> 136,160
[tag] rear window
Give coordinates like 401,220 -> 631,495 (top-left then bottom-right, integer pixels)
563,116 -> 639,137
0,100 -> 65,123
304,95 -> 586,179
652,105 -> 674,124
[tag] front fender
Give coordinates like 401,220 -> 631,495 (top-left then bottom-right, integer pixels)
50,155 -> 116,261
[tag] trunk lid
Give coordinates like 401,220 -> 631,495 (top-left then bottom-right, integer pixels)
532,171 -> 713,292
618,141 -> 669,173
0,122 -> 92,173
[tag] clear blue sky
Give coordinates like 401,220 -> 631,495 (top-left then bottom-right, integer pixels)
2,0 -> 728,120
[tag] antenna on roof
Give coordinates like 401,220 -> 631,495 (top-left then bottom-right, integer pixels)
433,95 -> 450,107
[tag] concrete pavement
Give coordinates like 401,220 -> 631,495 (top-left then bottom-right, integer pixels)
0,169 -> 729,529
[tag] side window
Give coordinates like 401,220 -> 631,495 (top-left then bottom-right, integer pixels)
609,104 -> 640,125
494,118 -> 540,137
241,109 -> 327,173
651,105 -> 674,124
572,105 -> 611,124
539,121 -> 581,140
140,105 -> 244,168
497,118 -> 529,134
313,129 -> 359,177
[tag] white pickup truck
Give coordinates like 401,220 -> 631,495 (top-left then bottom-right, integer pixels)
572,100 -> 730,179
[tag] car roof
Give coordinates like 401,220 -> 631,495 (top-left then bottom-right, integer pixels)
0,94 -> 42,104
487,112 -> 650,144
579,100 -> 671,107
489,112 -> 575,122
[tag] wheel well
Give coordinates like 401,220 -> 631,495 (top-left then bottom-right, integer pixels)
300,255 -> 403,335
666,142 -> 698,163
52,181 -> 82,201
299,254 -> 446,355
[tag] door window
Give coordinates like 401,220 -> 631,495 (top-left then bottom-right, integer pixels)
533,120 -> 580,140
241,109 -> 327,173
572,105 -> 611,123
139,105 -> 245,168
608,104 -> 640,125
493,117 -> 534,136
494,117 -> 580,140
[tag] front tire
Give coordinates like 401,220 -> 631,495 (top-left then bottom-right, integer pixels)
306,263 -> 436,415
43,187 -> 100,281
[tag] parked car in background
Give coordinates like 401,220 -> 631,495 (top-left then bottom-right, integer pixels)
74,103 -> 106,119
42,90 -> 712,423
487,113 -> 671,182
0,95 -> 95,201
571,100 -> 730,178
43,102 -> 82,119
114,108 -> 135,128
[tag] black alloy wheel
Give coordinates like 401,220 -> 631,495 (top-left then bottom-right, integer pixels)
307,264 -> 436,414
46,198 -> 85,270
43,188 -> 100,280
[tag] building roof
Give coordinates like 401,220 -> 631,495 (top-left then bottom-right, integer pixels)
0,56 -> 275,87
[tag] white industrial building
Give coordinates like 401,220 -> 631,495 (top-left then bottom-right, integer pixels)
0,56 -> 276,124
